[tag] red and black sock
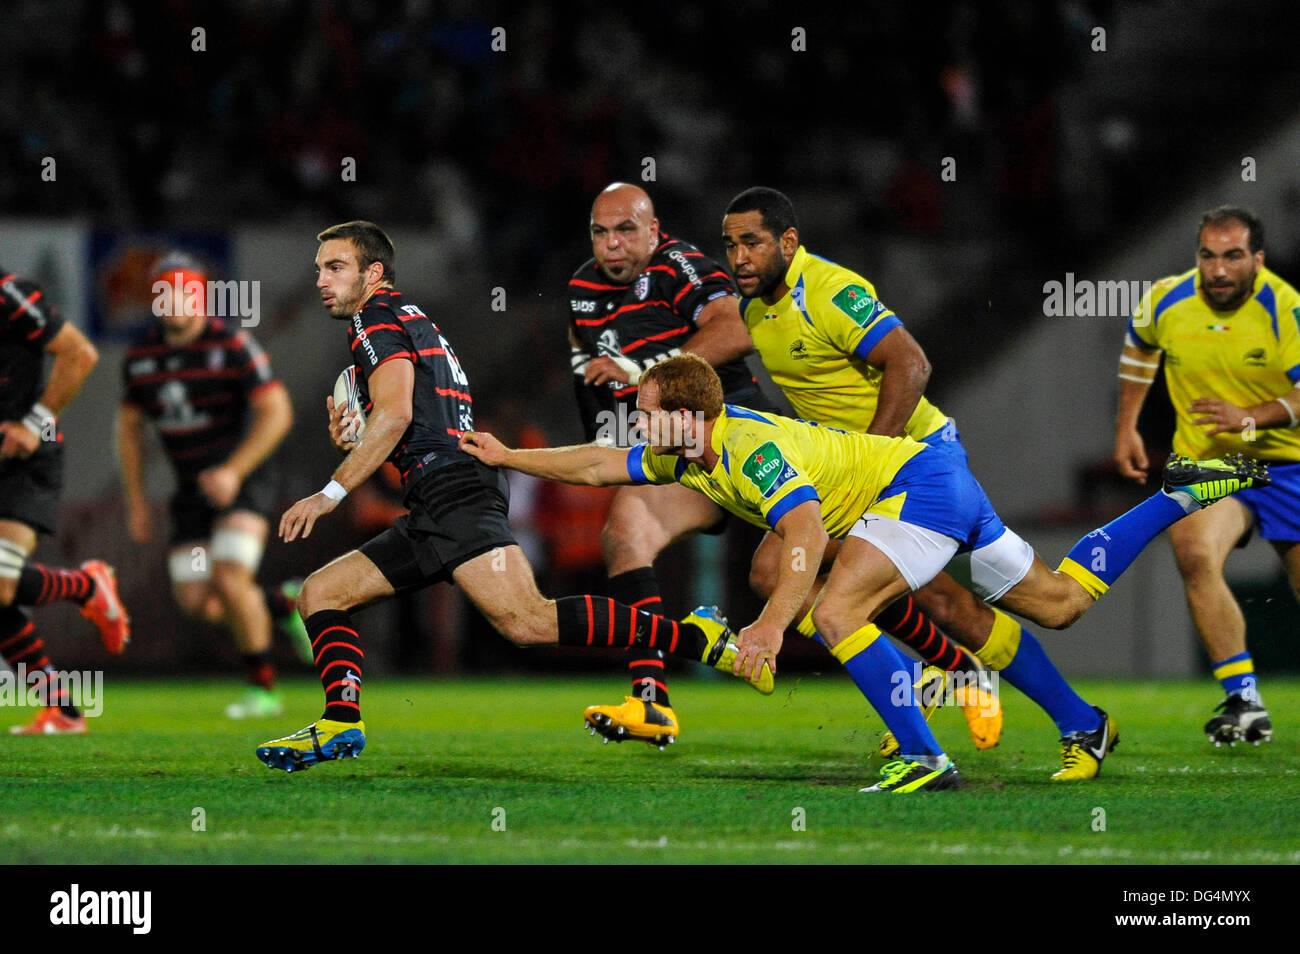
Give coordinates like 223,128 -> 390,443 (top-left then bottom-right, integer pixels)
556,595 -> 708,661
14,564 -> 96,606
261,583 -> 294,621
307,609 -> 363,723
874,595 -> 964,672
609,568 -> 670,707
0,606 -> 79,717
242,651 -> 276,691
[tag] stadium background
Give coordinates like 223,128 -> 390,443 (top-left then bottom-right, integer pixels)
2,0 -> 1298,682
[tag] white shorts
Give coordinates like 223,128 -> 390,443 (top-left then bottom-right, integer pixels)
943,526 -> 1035,602
847,514 -> 959,591
847,516 -> 1034,601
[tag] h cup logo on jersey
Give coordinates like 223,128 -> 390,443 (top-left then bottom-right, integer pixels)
1041,273 -> 1153,319
0,665 -> 104,717
152,271 -> 261,327
741,442 -> 797,498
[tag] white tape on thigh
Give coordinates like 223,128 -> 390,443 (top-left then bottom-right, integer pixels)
847,514 -> 960,591
966,527 -> 1035,602
169,546 -> 212,583
0,539 -> 29,580
210,527 -> 265,571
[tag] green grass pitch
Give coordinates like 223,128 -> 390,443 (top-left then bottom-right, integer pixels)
2,675 -> 1297,864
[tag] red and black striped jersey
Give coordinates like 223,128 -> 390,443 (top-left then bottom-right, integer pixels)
0,272 -> 66,421
567,233 -> 754,439
344,287 -> 474,484
121,318 -> 280,484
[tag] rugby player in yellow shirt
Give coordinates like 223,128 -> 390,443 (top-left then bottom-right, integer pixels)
718,187 -> 1129,774
462,355 -> 1267,788
1116,206 -> 1300,746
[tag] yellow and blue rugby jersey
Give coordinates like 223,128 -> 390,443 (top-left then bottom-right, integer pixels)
625,404 -> 926,537
1128,266 -> 1300,461
738,246 -> 950,439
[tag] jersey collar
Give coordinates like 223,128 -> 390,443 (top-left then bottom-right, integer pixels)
706,405 -> 732,474
764,245 -> 811,312
783,245 -> 811,290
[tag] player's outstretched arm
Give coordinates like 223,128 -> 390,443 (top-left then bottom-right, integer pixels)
861,325 -> 930,438
460,431 -> 636,487
734,499 -> 828,681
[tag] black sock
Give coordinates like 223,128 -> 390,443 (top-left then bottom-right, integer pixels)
242,651 -> 276,691
0,606 -> 79,717
555,595 -> 708,661
874,595 -> 965,671
306,609 -> 363,722
609,568 -> 670,707
14,564 -> 96,606
0,606 -> 47,671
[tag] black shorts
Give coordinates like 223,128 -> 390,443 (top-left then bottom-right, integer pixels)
169,463 -> 281,545
359,459 -> 518,593
0,442 -> 63,535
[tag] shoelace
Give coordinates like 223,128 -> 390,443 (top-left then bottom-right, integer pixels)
877,760 -> 913,786
1059,740 -> 1084,769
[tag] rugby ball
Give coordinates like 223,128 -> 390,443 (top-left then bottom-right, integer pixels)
332,366 -> 367,442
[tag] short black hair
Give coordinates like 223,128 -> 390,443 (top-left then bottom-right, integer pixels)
317,220 -> 397,282
1198,205 -> 1264,254
725,187 -> 799,239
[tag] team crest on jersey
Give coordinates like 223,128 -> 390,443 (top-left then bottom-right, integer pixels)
741,441 -> 798,499
634,275 -> 650,301
208,348 -> 225,370
832,284 -> 881,327
789,339 -> 808,359
1244,347 -> 1267,367
596,328 -> 621,357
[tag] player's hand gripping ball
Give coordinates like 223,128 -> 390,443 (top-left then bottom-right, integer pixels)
331,366 -> 367,446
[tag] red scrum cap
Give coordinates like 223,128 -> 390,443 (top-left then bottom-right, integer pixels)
151,251 -> 207,316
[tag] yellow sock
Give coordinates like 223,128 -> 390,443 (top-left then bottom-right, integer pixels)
795,609 -> 817,639
1057,557 -> 1109,599
973,608 -> 1022,671
829,623 -> 882,663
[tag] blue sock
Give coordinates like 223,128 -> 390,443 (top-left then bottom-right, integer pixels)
1063,491 -> 1189,589
1001,626 -> 1099,736
834,633 -> 943,758
1212,652 -> 1260,701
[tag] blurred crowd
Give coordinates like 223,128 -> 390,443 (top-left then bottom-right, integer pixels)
1,1 -> 1104,262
